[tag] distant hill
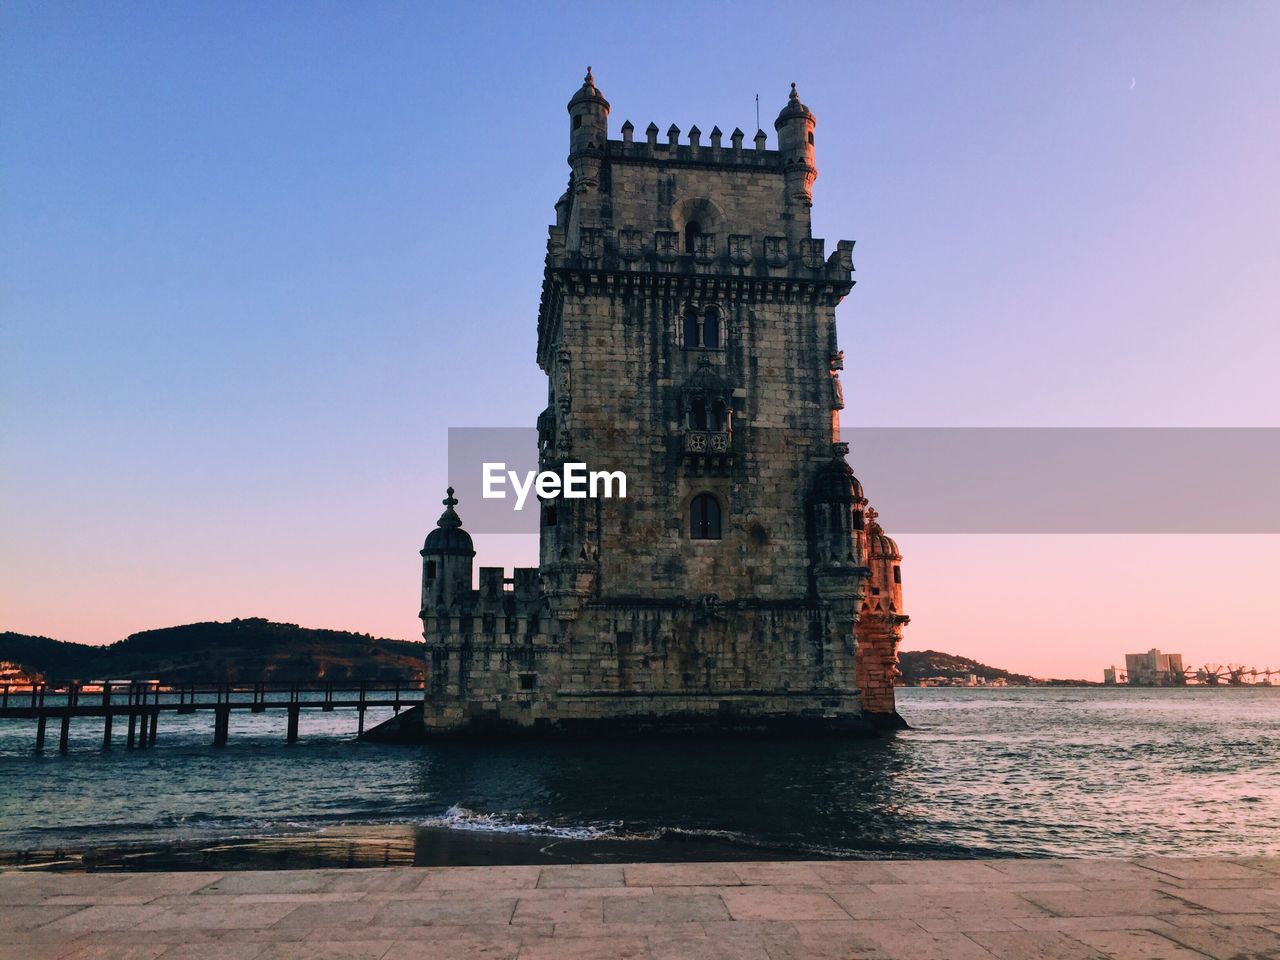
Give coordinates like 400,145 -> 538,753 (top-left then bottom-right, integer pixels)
0,619 -> 424,683
2,623 -> 1077,687
899,649 -> 1041,685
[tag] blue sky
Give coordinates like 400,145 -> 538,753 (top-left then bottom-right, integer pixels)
3,2 -> 1278,676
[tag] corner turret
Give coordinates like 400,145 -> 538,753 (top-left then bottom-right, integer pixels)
420,487 -> 475,617
855,506 -> 909,727
775,83 -> 818,232
567,67 -> 609,192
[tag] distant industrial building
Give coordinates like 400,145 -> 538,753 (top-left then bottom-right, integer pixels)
1124,649 -> 1186,686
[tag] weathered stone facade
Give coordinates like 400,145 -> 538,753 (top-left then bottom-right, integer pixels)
417,71 -> 908,737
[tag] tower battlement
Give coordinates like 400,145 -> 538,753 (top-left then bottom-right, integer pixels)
606,128 -> 781,167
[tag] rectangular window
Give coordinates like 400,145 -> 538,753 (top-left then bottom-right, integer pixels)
893,566 -> 901,584
426,560 -> 437,578
519,673 -> 537,691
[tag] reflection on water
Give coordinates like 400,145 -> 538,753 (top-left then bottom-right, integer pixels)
1,688 -> 1277,866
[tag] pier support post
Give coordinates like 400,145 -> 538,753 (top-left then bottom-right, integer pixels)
287,704 -> 300,744
35,714 -> 46,753
127,711 -> 137,748
138,709 -> 149,748
58,711 -> 70,754
213,705 -> 230,746
357,682 -> 366,738
149,709 -> 159,746
101,684 -> 113,750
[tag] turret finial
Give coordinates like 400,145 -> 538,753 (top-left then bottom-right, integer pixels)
866,506 -> 879,525
789,82 -> 799,102
585,66 -> 594,85
437,487 -> 462,528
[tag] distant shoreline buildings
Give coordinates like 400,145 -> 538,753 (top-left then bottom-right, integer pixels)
1104,649 -> 1276,686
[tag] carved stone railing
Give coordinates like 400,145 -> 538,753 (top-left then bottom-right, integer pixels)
684,430 -> 731,455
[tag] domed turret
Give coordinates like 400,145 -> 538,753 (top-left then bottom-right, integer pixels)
812,457 -> 865,504
865,508 -> 901,563
567,67 -> 609,192
864,507 -> 903,612
855,506 -> 908,727
810,458 -> 867,574
774,82 -> 818,208
420,487 -> 475,617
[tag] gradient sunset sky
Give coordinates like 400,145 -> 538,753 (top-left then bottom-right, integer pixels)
3,2 -> 1278,680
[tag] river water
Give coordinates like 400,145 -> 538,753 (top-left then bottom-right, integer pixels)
1,687 -> 1277,865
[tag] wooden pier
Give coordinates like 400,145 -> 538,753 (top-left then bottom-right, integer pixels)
0,680 -> 423,752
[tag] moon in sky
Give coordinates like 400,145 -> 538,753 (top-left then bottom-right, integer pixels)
1130,77 -> 1137,90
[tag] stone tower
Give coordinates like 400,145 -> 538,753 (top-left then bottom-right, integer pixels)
416,71 -> 908,737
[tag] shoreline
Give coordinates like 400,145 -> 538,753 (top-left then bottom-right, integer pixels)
0,824 -> 829,873
3,855 -> 1278,960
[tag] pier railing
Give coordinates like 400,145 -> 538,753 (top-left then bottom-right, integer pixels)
0,680 -> 424,752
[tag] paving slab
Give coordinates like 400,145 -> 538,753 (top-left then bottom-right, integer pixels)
967,930 -> 1110,959
1069,929 -> 1211,959
4,856 -> 1280,959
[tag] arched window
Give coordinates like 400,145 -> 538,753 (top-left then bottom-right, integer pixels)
683,306 -> 700,349
710,399 -> 727,431
684,221 -> 702,254
702,307 -> 720,348
681,304 -> 723,349
690,493 -> 722,540
690,397 -> 707,430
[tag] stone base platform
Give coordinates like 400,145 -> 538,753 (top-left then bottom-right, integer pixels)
3,856 -> 1279,959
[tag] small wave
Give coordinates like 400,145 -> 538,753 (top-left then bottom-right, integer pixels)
418,805 -> 652,841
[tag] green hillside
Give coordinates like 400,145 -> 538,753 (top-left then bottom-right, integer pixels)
0,619 -> 424,683
898,649 -> 1041,685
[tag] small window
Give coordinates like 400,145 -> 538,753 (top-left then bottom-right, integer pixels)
871,587 -> 880,596
683,307 -> 700,348
893,565 -> 901,584
682,304 -> 723,349
684,221 -> 702,254
690,397 -> 707,430
807,132 -> 814,145
702,307 -> 720,348
852,512 -> 864,531
426,560 -> 437,579
519,673 -> 537,691
690,493 -> 722,540
573,115 -> 582,130
710,399 -> 727,431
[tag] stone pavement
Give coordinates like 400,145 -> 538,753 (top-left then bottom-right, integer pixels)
2,857 -> 1279,959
